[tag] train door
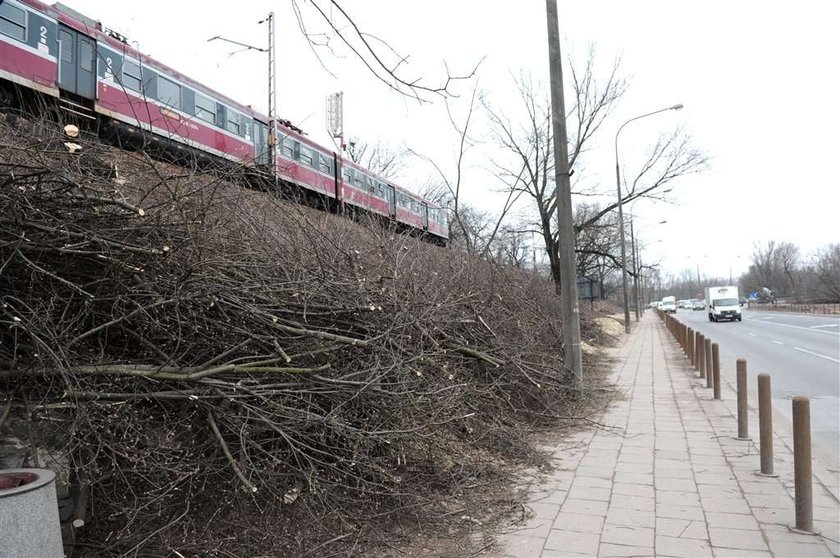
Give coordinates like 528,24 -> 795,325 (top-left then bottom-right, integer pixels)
254,120 -> 269,166
421,202 -> 429,230
57,25 -> 96,99
386,185 -> 396,219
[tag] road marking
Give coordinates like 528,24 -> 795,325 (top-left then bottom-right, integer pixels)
794,346 -> 840,364
747,319 -> 840,337
748,332 -> 757,336
811,324 -> 839,329
772,340 -> 784,345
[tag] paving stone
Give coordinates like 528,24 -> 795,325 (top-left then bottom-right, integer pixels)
751,506 -> 795,524
615,461 -> 655,474
526,501 -> 561,520
656,490 -> 703,508
710,548 -> 771,558
655,477 -> 697,492
494,534 -> 545,558
567,485 -> 612,502
655,534 -> 713,557
612,482 -> 655,498
767,540 -> 835,557
614,472 -> 654,485
653,467 -> 695,479
535,489 -> 568,505
655,517 -> 707,539
542,529 -> 600,554
505,517 -> 554,539
703,511 -> 759,530
600,523 -> 654,547
656,504 -> 706,521
605,507 -> 656,529
551,511 -> 604,534
707,527 -> 769,551
610,493 -> 655,511
574,465 -> 616,479
598,543 -> 655,557
560,497 -> 609,516
569,475 -> 612,489
697,497 -> 751,514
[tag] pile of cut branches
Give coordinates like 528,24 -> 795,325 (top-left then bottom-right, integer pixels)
0,114 -> 604,557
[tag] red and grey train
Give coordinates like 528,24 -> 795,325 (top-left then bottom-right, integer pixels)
0,0 -> 449,243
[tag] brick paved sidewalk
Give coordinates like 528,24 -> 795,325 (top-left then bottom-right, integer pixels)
492,313 -> 839,557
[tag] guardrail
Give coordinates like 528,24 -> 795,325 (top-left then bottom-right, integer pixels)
748,302 -> 840,315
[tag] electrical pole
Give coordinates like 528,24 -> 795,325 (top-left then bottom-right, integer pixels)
266,12 -> 276,179
209,13 -> 277,178
545,0 -> 582,383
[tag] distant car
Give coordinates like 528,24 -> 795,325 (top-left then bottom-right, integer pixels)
661,296 -> 677,314
691,299 -> 705,310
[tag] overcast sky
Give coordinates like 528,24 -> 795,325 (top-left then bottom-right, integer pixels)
65,0 -> 839,281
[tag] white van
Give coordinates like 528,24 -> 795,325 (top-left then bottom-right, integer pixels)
660,296 -> 677,314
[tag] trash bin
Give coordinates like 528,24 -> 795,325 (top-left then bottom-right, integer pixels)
0,468 -> 64,558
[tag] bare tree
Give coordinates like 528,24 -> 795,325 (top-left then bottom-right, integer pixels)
345,138 -> 409,180
483,50 -> 628,292
815,244 -> 840,300
575,128 -> 710,231
411,88 -> 519,256
290,1 -> 480,101
742,240 -> 803,299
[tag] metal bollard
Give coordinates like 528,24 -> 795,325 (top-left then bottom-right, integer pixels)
736,359 -> 749,439
698,333 -> 706,379
792,396 -> 814,532
705,338 -> 713,389
757,373 -> 776,476
687,328 -> 694,365
695,331 -> 702,373
712,343 -> 721,399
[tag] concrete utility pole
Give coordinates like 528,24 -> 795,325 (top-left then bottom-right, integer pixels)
545,0 -> 582,383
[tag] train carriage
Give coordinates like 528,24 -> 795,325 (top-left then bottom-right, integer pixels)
0,0 -> 449,244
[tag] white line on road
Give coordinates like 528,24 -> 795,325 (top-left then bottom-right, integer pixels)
772,340 -> 784,345
746,319 -> 840,337
748,332 -> 757,337
794,346 -> 840,364
810,324 -> 840,329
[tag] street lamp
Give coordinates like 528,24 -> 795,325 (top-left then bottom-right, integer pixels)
629,218 -> 667,320
614,103 -> 683,333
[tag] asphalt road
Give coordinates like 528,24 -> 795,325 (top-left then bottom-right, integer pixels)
674,307 -> 840,467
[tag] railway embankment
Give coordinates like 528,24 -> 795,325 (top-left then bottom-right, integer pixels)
0,114 -> 619,557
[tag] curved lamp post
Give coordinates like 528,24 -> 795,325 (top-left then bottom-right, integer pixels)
614,104 -> 683,333
630,218 -> 667,320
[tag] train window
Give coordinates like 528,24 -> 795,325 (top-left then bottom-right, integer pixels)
280,137 -> 294,159
0,2 -> 26,42
80,41 -> 94,72
58,30 -> 73,63
397,193 -> 408,208
299,146 -> 313,166
342,167 -> 352,182
195,92 -> 216,125
318,154 -> 332,175
158,76 -> 182,109
376,183 -> 385,198
226,111 -> 241,135
122,60 -> 142,92
365,176 -> 375,193
353,170 -> 363,186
